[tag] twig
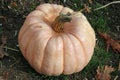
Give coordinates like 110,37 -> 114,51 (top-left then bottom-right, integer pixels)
114,75 -> 118,80
3,46 -> 19,52
118,61 -> 120,70
94,1 -> 120,11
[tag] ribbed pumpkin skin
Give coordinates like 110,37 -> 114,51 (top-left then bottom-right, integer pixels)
18,4 -> 96,76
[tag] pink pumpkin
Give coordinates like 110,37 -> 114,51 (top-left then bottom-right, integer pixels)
18,3 -> 96,76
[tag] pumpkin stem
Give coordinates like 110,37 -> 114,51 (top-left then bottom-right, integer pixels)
52,12 -> 72,33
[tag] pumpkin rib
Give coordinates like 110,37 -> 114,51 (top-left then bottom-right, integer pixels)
75,26 -> 95,59
36,4 -> 63,16
25,35 -> 36,67
61,34 -> 69,74
20,22 -> 53,58
26,36 -> 44,70
63,12 -> 95,63
19,22 -> 37,42
80,17 -> 96,48
36,4 -> 64,26
41,43 -> 50,74
53,35 -> 64,75
30,41 -> 36,68
34,29 -> 54,73
26,10 -> 45,19
19,25 -> 38,58
60,34 -> 65,74
19,22 -> 44,54
31,32 -> 52,71
26,10 -> 49,25
40,35 -> 64,75
36,35 -> 53,73
72,32 -> 95,64
40,35 -> 53,73
80,13 -> 96,47
40,35 -> 54,75
68,32 -> 88,65
66,33 -> 88,72
26,28 -> 54,72
66,33 -> 78,72
24,28 -> 41,61
19,19 -> 42,41
19,18 -> 52,42
51,4 -> 63,14
60,34 -> 65,75
40,35 -> 57,75
19,10 -> 52,39
61,33 -> 77,74
35,8 -> 48,19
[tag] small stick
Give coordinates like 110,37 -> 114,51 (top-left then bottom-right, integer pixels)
114,75 -> 118,80
3,46 -> 19,52
94,1 -> 120,11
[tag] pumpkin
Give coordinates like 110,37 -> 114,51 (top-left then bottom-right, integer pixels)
18,3 -> 96,76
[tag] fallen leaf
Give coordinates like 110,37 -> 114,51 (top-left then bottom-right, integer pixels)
8,1 -> 18,9
98,31 -> 120,53
95,65 -> 114,80
0,16 -> 7,24
80,4 -> 91,13
88,0 -> 93,4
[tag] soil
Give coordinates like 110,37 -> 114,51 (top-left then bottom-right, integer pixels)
0,0 -> 120,80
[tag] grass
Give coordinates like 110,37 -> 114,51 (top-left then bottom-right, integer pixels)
0,0 -> 119,80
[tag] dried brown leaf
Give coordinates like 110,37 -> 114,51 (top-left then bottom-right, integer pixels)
88,0 -> 93,4
8,1 -> 18,9
95,65 -> 114,80
84,4 -> 91,13
98,32 -> 120,53
80,4 -> 91,13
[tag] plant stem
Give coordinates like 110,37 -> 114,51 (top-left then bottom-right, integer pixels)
52,12 -> 72,33
94,1 -> 120,11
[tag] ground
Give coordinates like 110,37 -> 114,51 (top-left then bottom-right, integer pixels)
0,0 -> 120,80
